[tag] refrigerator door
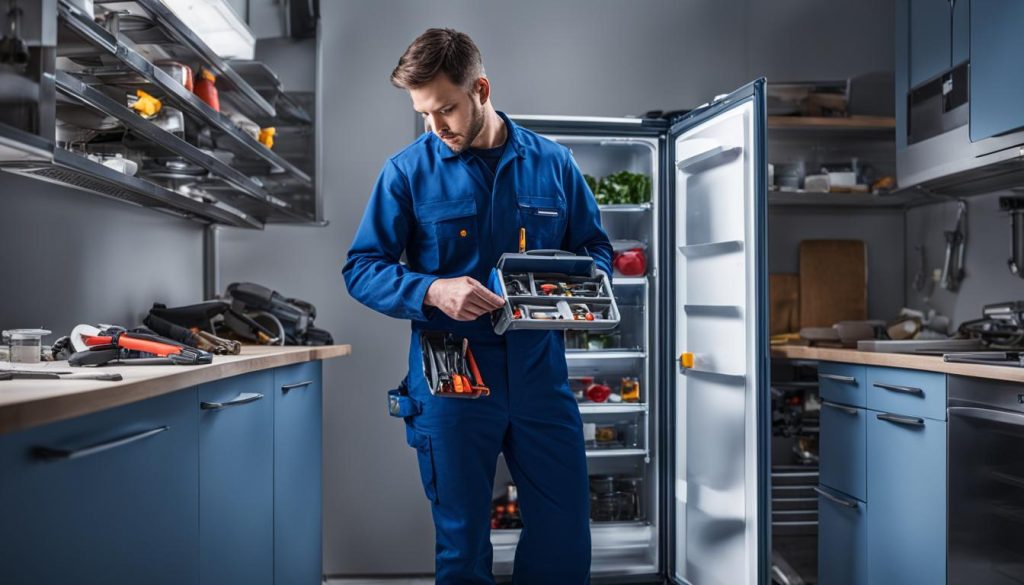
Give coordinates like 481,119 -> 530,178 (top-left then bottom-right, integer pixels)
666,79 -> 769,585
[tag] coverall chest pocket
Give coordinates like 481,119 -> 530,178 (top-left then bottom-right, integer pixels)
415,198 -> 479,271
517,194 -> 566,251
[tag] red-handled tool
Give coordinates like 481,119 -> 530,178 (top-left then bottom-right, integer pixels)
84,334 -> 184,357
465,348 -> 490,396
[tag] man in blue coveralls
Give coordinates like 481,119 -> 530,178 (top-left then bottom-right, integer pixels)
343,28 -> 612,584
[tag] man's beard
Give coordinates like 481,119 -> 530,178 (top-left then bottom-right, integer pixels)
445,100 -> 485,154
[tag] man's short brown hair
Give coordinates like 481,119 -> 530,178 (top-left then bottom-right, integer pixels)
391,28 -> 484,90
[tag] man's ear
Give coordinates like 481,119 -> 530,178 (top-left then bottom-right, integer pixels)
475,77 -> 491,105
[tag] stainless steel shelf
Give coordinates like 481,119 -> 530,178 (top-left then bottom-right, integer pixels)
57,5 -> 312,186
53,71 -> 308,223
92,0 -> 275,120
578,403 -> 647,414
0,122 -> 53,163
3,148 -> 261,228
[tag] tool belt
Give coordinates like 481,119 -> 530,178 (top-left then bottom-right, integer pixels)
419,331 -> 490,398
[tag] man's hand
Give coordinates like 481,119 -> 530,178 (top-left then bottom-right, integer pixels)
424,276 -> 505,321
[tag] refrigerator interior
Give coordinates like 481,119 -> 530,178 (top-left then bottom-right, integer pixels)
490,133 -> 661,578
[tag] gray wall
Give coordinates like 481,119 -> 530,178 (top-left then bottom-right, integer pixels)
0,172 -> 203,341
213,0 -> 895,575
905,191 -> 1024,328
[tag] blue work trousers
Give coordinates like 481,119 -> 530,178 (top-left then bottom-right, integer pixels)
404,330 -> 591,584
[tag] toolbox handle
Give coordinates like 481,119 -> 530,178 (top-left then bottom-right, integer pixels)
524,249 -> 576,257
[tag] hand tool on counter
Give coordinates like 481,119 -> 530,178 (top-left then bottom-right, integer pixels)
69,327 -> 213,367
0,370 -> 123,381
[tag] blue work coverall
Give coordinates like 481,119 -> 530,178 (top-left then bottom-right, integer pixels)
343,112 -> 612,584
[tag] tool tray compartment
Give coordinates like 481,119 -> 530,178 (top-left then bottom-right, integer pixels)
489,251 -> 620,335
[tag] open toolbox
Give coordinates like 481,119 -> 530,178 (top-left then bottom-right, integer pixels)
488,251 -> 620,335
419,331 -> 490,398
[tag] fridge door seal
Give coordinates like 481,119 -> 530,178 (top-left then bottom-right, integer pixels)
663,78 -> 770,585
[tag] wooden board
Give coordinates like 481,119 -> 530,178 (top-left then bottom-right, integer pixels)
769,273 -> 800,335
799,240 -> 867,327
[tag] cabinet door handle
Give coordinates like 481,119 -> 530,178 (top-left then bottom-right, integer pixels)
820,374 -> 857,385
32,426 -> 169,461
813,486 -> 858,508
281,380 -> 314,393
876,413 -> 925,427
201,392 -> 264,410
821,401 -> 859,415
873,382 -> 924,396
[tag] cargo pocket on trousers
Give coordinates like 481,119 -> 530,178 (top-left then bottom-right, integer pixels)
406,426 -> 439,504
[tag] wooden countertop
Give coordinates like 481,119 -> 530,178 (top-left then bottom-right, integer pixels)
0,345 -> 351,436
771,345 -> 1024,384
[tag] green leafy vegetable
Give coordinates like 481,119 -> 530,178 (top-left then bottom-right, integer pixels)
584,171 -> 652,205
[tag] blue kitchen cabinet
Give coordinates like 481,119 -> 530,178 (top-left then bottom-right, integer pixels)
274,361 -> 324,585
0,389 -> 199,585
819,400 -> 866,501
866,366 -> 946,422
818,362 -> 866,408
817,484 -> 867,585
970,0 -> 1024,141
866,409 -> 947,585
199,370 -> 275,585
909,0 -> 953,87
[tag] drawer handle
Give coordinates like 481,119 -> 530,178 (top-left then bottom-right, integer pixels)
820,374 -> 857,385
281,380 -> 314,392
813,486 -> 858,508
877,413 -> 925,427
821,401 -> 859,416
32,426 -> 169,461
873,382 -> 924,396
201,392 -> 264,410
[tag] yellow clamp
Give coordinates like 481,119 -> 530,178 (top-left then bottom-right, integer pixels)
259,127 -> 276,149
131,89 -> 162,118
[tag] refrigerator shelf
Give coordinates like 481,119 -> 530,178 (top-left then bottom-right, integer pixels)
678,239 -> 744,257
578,404 -> 647,414
612,276 -> 648,286
598,203 -> 652,212
586,448 -> 647,458
566,350 -> 646,360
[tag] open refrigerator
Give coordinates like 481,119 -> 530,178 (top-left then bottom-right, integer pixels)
494,80 -> 770,584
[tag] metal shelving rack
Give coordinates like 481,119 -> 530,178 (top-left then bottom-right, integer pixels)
0,0 -> 320,229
